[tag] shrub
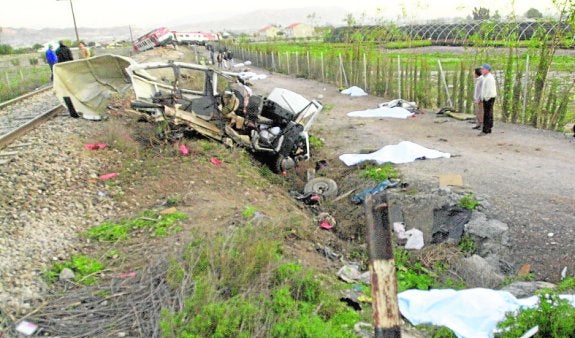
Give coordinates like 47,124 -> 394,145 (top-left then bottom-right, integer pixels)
44,255 -> 104,285
360,163 -> 400,182
458,193 -> 480,210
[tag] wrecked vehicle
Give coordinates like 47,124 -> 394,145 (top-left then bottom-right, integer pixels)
126,61 -> 322,172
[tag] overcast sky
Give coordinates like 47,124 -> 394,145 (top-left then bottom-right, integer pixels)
0,0 -> 558,29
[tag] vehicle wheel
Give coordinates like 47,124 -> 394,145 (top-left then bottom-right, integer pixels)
304,177 -> 338,198
271,154 -> 295,173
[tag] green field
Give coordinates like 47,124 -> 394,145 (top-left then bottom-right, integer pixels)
0,66 -> 51,102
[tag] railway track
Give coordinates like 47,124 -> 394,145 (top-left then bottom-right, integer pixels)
0,86 -> 64,152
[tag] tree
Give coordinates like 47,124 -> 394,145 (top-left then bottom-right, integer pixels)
493,10 -> 501,20
472,7 -> 491,20
32,43 -> 43,50
0,44 -> 13,55
525,8 -> 544,19
343,13 -> 357,27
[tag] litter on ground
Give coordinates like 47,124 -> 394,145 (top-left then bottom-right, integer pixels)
179,144 -> 190,156
98,172 -> 119,180
393,222 -> 424,250
84,143 -> 108,150
336,264 -> 371,284
398,288 -> 575,338
341,86 -> 368,97
351,180 -> 399,204
347,106 -> 414,119
438,174 -> 464,187
379,99 -> 418,112
339,141 -> 450,166
238,71 -> 267,81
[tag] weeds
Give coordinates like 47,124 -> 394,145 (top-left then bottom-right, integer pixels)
395,248 -> 436,292
308,135 -> 324,149
497,289 -> 575,337
417,325 -> 456,338
160,224 -> 359,337
87,209 -> 187,241
360,163 -> 400,182
242,206 -> 257,219
458,193 -> 480,210
44,255 -> 105,285
458,234 -> 476,255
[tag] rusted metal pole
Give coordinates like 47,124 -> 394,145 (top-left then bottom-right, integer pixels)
364,193 -> 401,338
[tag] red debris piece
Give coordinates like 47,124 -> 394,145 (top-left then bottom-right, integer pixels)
99,172 -> 119,180
119,272 -> 137,278
210,157 -> 223,165
179,144 -> 190,156
319,220 -> 334,230
84,143 -> 108,150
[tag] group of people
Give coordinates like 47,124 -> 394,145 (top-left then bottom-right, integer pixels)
45,40 -> 91,80
207,46 -> 234,69
472,64 -> 497,136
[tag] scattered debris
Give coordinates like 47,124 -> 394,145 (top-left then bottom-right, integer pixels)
351,180 -> 399,204
339,141 -> 450,166
291,191 -> 321,205
118,272 -> 137,278
316,212 -> 336,230
238,71 -> 267,81
315,160 -> 328,171
438,174 -> 463,188
379,99 -> 419,112
15,321 -> 38,336
340,287 -> 371,311
393,222 -> 425,250
210,158 -> 223,165
315,244 -> 340,261
341,86 -> 368,97
561,267 -> 568,280
432,205 -> 472,245
518,264 -> 531,277
179,144 -> 190,156
84,143 -> 108,150
336,264 -> 371,284
160,207 -> 178,215
98,172 -> 119,180
445,112 -> 476,121
303,177 -> 338,198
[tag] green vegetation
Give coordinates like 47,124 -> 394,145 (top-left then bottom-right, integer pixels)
87,209 -> 187,241
0,66 -> 51,102
308,135 -> 324,149
360,163 -> 400,182
458,193 -> 480,210
417,325 -> 457,338
160,224 -> 359,337
458,234 -> 476,254
242,206 -> 257,219
395,248 -> 436,292
44,255 -> 105,285
497,289 -> 575,337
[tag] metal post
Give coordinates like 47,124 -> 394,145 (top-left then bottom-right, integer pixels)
365,193 -> 401,338
522,54 -> 530,123
437,60 -> 453,107
69,0 -> 80,45
339,53 -> 348,87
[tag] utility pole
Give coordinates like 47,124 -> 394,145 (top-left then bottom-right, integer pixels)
57,0 -> 80,45
129,25 -> 134,44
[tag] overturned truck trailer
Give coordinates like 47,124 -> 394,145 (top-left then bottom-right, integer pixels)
52,55 -> 322,172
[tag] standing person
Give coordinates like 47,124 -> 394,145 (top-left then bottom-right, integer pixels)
216,52 -> 223,68
472,67 -> 484,130
479,64 -> 497,136
226,50 -> 234,69
45,44 -> 58,81
55,41 -> 73,63
209,49 -> 215,65
79,41 -> 91,59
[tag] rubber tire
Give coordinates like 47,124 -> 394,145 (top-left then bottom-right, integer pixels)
271,154 -> 295,174
303,177 -> 338,198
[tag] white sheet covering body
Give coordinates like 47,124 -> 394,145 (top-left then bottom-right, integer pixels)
347,106 -> 414,119
339,141 -> 450,166
341,86 -> 368,97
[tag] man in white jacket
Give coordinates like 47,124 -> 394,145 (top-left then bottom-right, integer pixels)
480,64 -> 497,135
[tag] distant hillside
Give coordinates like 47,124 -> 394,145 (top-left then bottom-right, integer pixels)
172,6 -> 349,32
1,6 -> 350,48
0,26 -> 149,48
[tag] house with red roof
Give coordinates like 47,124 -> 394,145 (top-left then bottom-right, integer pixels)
284,23 -> 314,38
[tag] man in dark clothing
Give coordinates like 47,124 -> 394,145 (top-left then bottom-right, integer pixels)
55,41 -> 74,63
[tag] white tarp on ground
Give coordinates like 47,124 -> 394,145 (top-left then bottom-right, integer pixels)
238,71 -> 267,81
341,86 -> 368,97
398,288 -> 575,338
347,106 -> 414,119
339,141 -> 450,166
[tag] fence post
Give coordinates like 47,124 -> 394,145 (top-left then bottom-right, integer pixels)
522,54 -> 530,124
295,52 -> 300,75
5,72 -> 9,85
364,193 -> 401,338
339,53 -> 348,88
363,53 -> 368,92
321,52 -> 325,82
286,52 -> 290,74
271,52 -> 276,72
437,60 -> 453,108
307,51 -> 311,79
397,56 -> 401,99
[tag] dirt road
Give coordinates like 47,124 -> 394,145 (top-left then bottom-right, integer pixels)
250,70 -> 575,281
